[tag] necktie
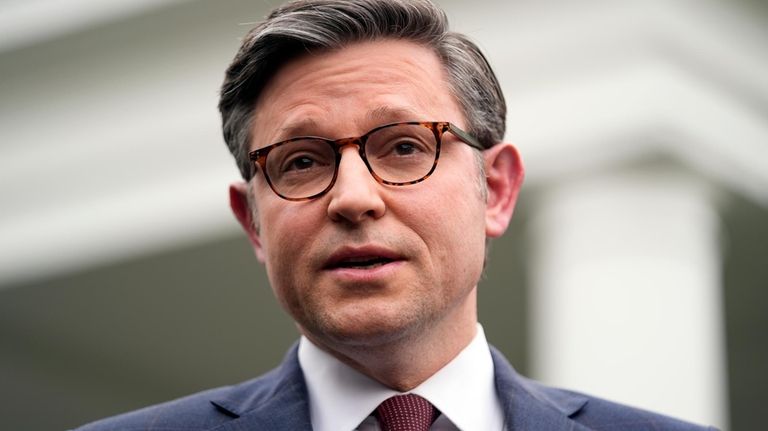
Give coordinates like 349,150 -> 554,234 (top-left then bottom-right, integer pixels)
375,394 -> 439,431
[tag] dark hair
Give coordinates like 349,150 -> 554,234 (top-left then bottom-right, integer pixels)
219,0 -> 506,179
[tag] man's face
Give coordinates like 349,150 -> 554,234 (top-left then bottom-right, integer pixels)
244,40 -> 491,349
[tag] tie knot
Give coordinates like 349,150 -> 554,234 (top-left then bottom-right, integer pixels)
375,394 -> 439,431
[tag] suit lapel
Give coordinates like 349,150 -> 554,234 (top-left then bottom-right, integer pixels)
491,346 -> 594,431
210,344 -> 313,431
207,343 -> 595,431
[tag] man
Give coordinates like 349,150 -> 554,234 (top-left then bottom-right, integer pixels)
77,0 -> 716,430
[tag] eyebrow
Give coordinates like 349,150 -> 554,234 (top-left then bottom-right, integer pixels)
366,106 -> 421,124
275,106 -> 423,142
277,118 -> 321,140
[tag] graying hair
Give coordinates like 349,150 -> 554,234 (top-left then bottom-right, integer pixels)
219,0 -> 506,179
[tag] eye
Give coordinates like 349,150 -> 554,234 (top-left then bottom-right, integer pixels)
375,137 -> 430,159
366,124 -> 436,164
393,141 -> 419,156
269,139 -> 334,175
284,154 -> 317,172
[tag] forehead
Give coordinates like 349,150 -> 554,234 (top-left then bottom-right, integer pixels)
251,39 -> 465,149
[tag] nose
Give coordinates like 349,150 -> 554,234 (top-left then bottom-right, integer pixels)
326,145 -> 386,223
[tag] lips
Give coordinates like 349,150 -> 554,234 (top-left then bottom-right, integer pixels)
323,246 -> 403,270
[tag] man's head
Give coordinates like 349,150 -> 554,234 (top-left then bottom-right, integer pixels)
219,0 -> 507,180
222,0 -> 523,364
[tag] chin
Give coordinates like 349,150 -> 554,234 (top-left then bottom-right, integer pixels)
306,307 -> 428,349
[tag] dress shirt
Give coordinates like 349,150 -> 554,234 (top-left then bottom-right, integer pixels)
298,324 -> 505,431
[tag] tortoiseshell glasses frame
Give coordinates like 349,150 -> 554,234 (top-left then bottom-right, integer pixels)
248,121 -> 485,201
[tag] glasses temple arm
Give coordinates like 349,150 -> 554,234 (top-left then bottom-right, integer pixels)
447,123 -> 486,151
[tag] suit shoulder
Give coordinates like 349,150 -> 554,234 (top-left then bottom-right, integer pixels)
73,369 -> 284,431
544,384 -> 717,431
490,345 -> 716,431
73,386 -> 230,431
577,396 -> 716,430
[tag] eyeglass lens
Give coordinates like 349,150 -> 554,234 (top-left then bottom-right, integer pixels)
265,123 -> 438,199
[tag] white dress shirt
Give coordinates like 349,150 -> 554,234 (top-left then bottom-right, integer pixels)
298,324 -> 505,431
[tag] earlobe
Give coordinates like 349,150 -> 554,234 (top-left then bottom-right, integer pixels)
229,182 -> 266,263
484,143 -> 525,238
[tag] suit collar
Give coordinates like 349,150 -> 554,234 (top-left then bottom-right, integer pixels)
209,343 -> 313,430
206,343 -> 593,431
298,325 -> 505,431
490,346 -> 593,430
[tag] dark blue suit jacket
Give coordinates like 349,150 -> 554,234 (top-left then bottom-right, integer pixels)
75,344 -> 716,430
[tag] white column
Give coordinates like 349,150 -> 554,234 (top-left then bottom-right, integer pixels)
528,169 -> 728,429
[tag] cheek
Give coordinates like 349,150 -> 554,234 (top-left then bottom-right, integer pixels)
259,204 -> 319,287
261,200 -> 317,252
408,176 -> 487,259
260,211 -> 320,318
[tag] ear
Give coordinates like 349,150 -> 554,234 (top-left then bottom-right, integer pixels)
229,181 -> 266,263
484,142 -> 525,238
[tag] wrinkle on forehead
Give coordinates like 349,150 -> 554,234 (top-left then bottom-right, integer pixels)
276,106 -> 423,141
251,40 -> 461,150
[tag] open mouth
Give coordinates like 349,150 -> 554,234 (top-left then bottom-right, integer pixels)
331,256 -> 395,269
324,246 -> 402,272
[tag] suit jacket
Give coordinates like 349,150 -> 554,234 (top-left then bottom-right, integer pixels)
75,344 -> 716,430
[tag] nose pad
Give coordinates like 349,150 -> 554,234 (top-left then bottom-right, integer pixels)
326,145 -> 386,223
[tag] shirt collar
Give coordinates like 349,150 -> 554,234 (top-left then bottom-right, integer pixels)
298,324 -> 505,431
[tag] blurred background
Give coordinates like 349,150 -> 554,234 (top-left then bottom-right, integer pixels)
1,0 -> 766,429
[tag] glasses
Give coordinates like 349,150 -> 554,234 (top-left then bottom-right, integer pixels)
249,121 -> 484,201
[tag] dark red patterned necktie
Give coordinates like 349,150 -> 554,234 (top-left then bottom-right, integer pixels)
375,394 -> 439,431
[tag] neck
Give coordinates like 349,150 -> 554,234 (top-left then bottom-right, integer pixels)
303,296 -> 478,391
